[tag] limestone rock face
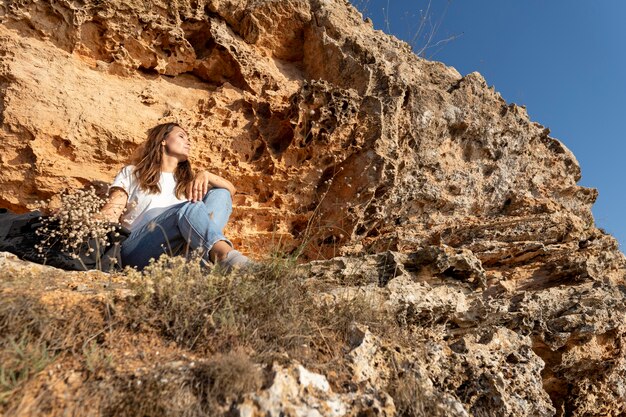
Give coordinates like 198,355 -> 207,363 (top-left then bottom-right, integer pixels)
1,0 -> 626,416
1,0 -> 596,261
236,361 -> 395,417
304,251 -> 626,416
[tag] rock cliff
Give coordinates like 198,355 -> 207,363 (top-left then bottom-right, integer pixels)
1,0 -> 625,416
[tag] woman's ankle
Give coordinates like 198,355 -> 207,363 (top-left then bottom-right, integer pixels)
209,240 -> 234,263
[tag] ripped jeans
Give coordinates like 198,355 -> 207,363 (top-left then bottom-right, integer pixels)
120,187 -> 234,270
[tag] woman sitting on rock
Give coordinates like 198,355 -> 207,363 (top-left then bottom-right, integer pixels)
98,121 -> 252,273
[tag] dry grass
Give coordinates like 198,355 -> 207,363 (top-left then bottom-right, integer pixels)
0,289 -> 57,406
192,349 -> 263,407
0,274 -> 110,410
0,335 -> 56,406
100,349 -> 262,417
123,251 -> 384,367
0,252 -> 385,415
0,246 -> 452,416
387,369 -> 449,417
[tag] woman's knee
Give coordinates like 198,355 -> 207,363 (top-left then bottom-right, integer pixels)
206,187 -> 231,198
177,201 -> 207,221
176,201 -> 223,229
203,188 -> 232,209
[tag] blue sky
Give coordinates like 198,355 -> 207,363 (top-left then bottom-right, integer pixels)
352,1 -> 626,250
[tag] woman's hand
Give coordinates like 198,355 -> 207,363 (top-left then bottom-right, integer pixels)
187,170 -> 236,202
98,188 -> 129,223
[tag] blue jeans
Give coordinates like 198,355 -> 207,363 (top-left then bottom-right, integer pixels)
120,187 -> 234,270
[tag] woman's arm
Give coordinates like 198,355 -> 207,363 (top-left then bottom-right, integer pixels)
187,170 -> 236,201
97,187 -> 129,223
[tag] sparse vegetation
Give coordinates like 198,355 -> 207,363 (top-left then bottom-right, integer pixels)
0,335 -> 56,406
123,250 -> 384,364
0,150 -> 448,416
0,244 -> 446,416
101,348 -> 263,417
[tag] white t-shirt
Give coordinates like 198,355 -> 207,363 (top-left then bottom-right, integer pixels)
109,164 -> 188,232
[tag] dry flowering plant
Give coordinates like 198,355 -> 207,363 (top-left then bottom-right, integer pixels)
34,186 -> 121,263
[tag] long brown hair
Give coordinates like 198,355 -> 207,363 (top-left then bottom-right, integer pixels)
131,122 -> 194,199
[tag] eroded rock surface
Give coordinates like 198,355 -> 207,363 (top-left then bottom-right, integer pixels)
1,0 -> 625,416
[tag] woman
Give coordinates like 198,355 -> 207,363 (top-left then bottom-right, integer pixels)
99,122 -> 252,273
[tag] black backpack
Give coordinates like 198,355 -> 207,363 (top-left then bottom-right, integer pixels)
0,208 -> 130,272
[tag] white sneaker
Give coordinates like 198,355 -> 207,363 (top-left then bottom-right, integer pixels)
217,249 -> 255,274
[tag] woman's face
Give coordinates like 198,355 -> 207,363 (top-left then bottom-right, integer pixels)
162,126 -> 191,160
